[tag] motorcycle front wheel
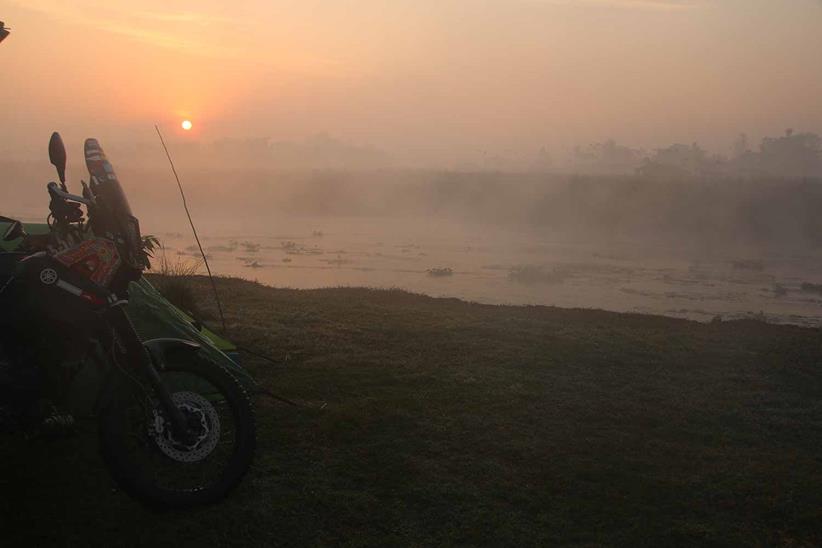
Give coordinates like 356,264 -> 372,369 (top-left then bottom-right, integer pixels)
99,355 -> 256,508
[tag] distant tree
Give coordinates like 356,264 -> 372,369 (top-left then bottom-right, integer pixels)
573,140 -> 644,174
636,158 -> 690,179
732,133 -> 750,159
653,143 -> 706,170
759,129 -> 822,178
638,142 -> 724,178
727,133 -> 761,177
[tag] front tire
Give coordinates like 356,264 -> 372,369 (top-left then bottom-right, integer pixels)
99,355 -> 255,508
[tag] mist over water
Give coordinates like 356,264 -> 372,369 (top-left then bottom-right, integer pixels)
3,134 -> 821,328
76,165 -> 822,326
6,151 -> 822,327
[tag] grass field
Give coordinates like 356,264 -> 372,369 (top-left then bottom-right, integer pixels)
3,275 -> 822,546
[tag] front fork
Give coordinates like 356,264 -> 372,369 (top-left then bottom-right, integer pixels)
103,305 -> 194,445
142,356 -> 194,445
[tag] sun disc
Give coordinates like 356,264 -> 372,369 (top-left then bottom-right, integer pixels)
181,120 -> 193,131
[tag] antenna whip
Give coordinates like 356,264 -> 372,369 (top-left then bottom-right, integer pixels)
155,124 -> 227,333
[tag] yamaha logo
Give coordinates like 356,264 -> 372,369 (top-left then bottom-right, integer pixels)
39,268 -> 58,285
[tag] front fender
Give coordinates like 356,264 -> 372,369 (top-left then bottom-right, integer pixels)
144,338 -> 200,370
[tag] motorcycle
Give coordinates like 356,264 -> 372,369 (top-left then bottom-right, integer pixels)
0,133 -> 255,508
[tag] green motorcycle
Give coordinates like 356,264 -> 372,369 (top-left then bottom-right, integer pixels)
0,133 -> 255,508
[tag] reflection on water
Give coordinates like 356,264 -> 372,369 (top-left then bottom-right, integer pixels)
153,217 -> 822,327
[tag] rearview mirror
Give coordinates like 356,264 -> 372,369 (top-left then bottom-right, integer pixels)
2,220 -> 26,242
49,131 -> 67,189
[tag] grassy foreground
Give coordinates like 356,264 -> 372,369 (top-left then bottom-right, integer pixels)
3,275 -> 822,546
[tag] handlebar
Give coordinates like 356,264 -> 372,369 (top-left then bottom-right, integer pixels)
47,182 -> 94,207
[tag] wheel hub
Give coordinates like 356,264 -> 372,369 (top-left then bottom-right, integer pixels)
151,391 -> 221,463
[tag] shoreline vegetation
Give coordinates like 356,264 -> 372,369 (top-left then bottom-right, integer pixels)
3,274 -> 821,545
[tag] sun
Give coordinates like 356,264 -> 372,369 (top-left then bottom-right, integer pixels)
181,120 -> 193,131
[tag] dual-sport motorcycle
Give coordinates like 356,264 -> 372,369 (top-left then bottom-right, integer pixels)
0,133 -> 255,508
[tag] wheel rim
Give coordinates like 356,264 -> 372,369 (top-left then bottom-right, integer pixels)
115,369 -> 241,494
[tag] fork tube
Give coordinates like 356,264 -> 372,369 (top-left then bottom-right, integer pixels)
104,305 -> 192,443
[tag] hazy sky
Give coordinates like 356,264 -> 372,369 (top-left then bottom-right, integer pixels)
1,0 -> 821,165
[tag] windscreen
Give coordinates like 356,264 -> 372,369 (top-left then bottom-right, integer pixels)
84,138 -> 144,269
84,138 -> 133,218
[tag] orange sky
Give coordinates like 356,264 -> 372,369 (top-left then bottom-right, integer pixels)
1,0 -> 821,165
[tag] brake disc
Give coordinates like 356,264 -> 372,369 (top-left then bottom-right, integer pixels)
152,391 -> 221,463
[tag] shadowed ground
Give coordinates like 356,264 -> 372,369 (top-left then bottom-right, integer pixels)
2,275 -> 821,546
